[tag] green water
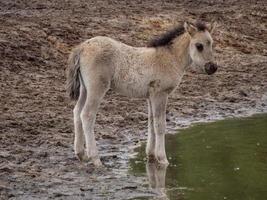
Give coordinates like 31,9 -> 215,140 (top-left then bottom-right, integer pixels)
130,114 -> 267,200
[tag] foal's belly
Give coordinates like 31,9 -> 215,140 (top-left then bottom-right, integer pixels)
111,68 -> 151,98
111,76 -> 150,98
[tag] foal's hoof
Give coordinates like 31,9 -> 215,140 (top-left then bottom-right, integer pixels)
92,158 -> 103,168
76,151 -> 89,162
147,154 -> 157,163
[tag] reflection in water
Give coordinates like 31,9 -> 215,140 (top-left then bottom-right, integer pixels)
146,161 -> 169,199
130,114 -> 267,200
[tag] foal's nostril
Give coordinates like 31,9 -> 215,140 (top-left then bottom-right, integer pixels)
210,64 -> 217,73
205,62 -> 217,75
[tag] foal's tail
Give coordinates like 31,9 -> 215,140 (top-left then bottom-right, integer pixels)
66,46 -> 83,101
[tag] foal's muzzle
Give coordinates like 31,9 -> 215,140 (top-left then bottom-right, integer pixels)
204,62 -> 218,75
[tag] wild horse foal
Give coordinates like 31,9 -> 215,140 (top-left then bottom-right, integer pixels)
66,21 -> 218,167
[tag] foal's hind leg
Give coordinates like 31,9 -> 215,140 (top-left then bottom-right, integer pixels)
73,84 -> 87,161
80,79 -> 109,167
146,99 -> 156,161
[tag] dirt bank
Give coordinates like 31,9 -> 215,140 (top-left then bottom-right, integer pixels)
0,0 -> 266,199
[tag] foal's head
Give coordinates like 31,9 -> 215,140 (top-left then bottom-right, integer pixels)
184,21 -> 218,75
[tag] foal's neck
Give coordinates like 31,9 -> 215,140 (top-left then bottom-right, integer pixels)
171,32 -> 192,71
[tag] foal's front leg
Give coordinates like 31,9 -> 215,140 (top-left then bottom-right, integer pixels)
146,99 -> 156,161
150,93 -> 169,165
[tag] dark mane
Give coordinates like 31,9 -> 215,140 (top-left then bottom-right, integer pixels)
147,25 -> 185,48
147,21 -> 208,48
195,21 -> 208,31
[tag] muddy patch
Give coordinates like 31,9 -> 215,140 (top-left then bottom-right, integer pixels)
0,0 -> 267,199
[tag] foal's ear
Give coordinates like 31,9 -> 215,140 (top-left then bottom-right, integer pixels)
184,22 -> 197,36
207,21 -> 217,34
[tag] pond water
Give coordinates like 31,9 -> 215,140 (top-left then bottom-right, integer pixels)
129,114 -> 267,200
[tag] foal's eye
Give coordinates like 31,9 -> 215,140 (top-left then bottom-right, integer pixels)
195,43 -> 204,52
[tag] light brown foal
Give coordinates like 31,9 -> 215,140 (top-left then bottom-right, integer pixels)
66,21 -> 218,167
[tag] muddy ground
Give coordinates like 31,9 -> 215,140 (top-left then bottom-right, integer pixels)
0,0 -> 266,199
